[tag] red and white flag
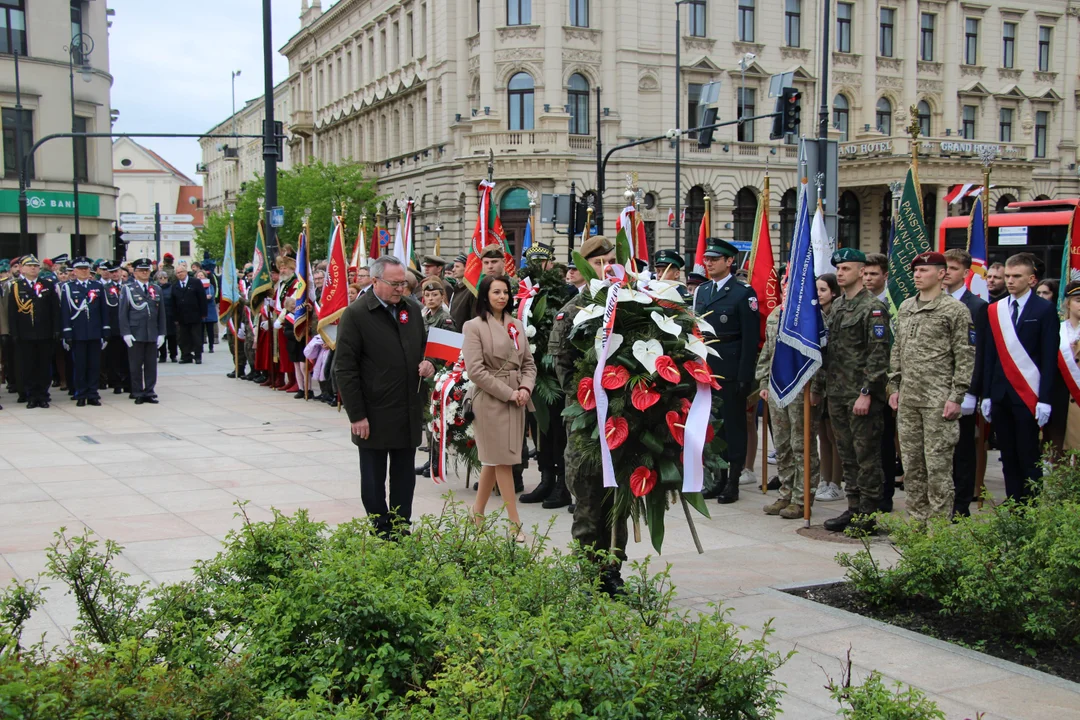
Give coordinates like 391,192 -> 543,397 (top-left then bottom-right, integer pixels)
424,327 -> 464,363
667,207 -> 675,228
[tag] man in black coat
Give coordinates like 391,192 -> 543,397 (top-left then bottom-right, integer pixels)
6,255 -> 61,408
171,262 -> 208,364
334,256 -> 435,536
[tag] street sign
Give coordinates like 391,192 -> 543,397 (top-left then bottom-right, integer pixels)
270,206 -> 285,228
160,214 -> 194,223
120,223 -> 156,233
999,226 -> 1028,246
732,241 -> 753,252
121,233 -> 155,242
161,233 -> 194,242
119,213 -> 155,223
160,223 -> 194,232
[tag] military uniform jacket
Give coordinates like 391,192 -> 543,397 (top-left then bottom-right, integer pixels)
887,293 -> 974,407
812,288 -> 890,401
102,281 -> 123,337
0,277 -> 12,336
61,279 -> 110,341
754,305 -> 783,394
692,276 -> 760,386
119,281 -> 167,342
422,306 -> 457,335
7,277 -> 60,341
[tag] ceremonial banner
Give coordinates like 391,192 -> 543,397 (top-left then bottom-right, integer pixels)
967,197 -> 989,301
249,217 -> 273,308
748,176 -> 780,348
886,166 -> 931,316
519,216 -> 533,269
463,180 -> 509,295
289,227 -> 318,339
351,222 -> 368,270
1057,203 -> 1080,308
219,221 -> 239,322
693,201 -> 709,276
425,327 -> 465,363
810,203 -> 835,278
317,215 -> 349,348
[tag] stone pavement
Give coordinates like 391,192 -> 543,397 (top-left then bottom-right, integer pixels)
1,350 -> 1077,720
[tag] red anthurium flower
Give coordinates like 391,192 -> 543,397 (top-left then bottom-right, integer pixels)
630,466 -> 658,497
679,398 -> 692,414
665,410 -> 685,446
601,364 -> 630,390
654,355 -> 681,383
683,360 -> 720,390
605,417 -> 629,449
630,381 -> 661,411
577,377 -> 596,410
706,423 -> 715,442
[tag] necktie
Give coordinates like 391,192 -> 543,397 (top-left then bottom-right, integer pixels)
1012,299 -> 1019,327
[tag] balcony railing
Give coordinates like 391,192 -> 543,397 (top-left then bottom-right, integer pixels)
467,130 -> 560,153
569,135 -> 594,152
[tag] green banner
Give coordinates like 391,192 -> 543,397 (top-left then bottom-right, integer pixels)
0,189 -> 101,217
886,167 -> 930,315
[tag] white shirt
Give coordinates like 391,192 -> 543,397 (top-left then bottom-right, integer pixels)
712,274 -> 733,294
1009,289 -> 1031,320
876,290 -> 888,303
950,286 -> 966,301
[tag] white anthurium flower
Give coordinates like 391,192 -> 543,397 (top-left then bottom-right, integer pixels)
651,310 -> 682,337
594,329 -> 623,357
695,316 -> 715,335
572,304 -> 604,326
529,343 -> 537,354
588,278 -> 608,297
686,334 -> 719,359
525,325 -> 537,338
617,287 -> 652,304
631,339 -> 664,373
647,281 -> 686,303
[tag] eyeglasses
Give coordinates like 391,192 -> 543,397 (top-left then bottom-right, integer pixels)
375,278 -> 409,290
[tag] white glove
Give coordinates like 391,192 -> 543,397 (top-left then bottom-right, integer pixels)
101,339 -> 108,350
156,335 -> 165,349
123,334 -> 135,348
273,319 -> 282,330
261,321 -> 269,331
237,325 -> 246,340
62,339 -> 70,351
980,399 -> 992,422
961,393 -> 977,416
1035,402 -> 1051,428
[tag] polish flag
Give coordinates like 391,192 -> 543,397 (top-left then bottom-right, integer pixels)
667,208 -> 675,227
425,327 -> 464,364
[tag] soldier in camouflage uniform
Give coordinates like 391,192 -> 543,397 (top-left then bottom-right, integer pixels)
887,251 -> 974,523
549,235 -> 627,595
812,248 -> 890,533
756,288 -> 820,518
419,278 -> 458,335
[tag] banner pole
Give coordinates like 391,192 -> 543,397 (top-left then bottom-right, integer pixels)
760,400 -> 769,494
803,384 -> 812,526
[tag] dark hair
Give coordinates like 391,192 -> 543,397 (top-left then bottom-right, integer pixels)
1006,252 -> 1038,273
817,273 -> 841,300
1036,278 -> 1059,298
475,275 -> 512,321
863,253 -> 888,272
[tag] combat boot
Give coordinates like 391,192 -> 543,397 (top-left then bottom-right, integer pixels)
542,473 -> 571,509
519,471 -> 554,503
823,508 -> 855,532
716,471 -> 740,504
763,497 -> 791,515
780,501 -> 810,519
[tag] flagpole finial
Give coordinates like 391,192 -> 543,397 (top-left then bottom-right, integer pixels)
814,172 -> 824,192
257,196 -> 265,212
978,144 -> 997,169
303,207 -> 312,225
487,149 -> 494,181
527,189 -> 538,208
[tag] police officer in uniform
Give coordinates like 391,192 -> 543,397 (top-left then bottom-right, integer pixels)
61,257 -> 109,407
812,248 -> 890,532
693,239 -> 760,504
652,249 -> 691,301
550,235 -> 627,594
119,258 -> 167,404
7,255 -> 60,408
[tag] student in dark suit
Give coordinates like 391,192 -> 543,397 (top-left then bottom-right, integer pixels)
980,252 -> 1058,502
171,262 -> 208,364
693,238 -> 760,504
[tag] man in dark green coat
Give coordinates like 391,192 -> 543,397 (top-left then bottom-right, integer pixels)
335,256 -> 435,537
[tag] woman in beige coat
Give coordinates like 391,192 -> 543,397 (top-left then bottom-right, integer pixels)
462,275 -> 537,540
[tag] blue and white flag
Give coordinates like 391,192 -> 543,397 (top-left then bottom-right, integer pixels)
770,184 -> 826,408
519,217 -> 533,268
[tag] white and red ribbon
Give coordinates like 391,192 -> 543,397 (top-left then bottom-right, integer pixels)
1058,322 -> 1080,406
988,300 -> 1040,415
515,277 -> 538,331
683,378 -> 712,493
508,324 -> 520,351
434,360 -> 466,485
594,265 -> 628,489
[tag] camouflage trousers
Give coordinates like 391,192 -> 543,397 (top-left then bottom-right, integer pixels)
828,396 -> 884,513
566,452 -> 627,566
769,392 -> 820,503
898,404 -> 959,522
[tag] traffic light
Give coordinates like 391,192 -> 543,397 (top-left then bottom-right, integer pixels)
697,107 -> 718,149
770,87 -> 801,140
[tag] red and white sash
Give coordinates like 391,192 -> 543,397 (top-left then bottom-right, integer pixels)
1057,322 -> 1080,406
987,300 -> 1039,415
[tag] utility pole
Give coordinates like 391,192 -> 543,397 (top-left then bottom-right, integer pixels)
674,0 -> 689,259
594,87 -> 603,233
262,0 -> 278,258
567,181 -> 577,263
818,0 -> 832,217
14,46 -> 29,255
154,202 -> 161,262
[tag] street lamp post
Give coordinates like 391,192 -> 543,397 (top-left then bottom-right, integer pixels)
673,0 -> 694,260
13,45 -> 29,255
231,69 -> 242,139
66,32 -> 94,256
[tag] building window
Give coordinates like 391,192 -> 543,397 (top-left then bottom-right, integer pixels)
876,97 -> 892,136
920,13 -> 935,61
570,0 -> 588,28
879,8 -> 895,57
964,18 -> 979,65
406,14 -> 414,58
1,0 -> 27,54
688,0 -> 706,37
1002,22 -> 1016,69
73,116 -> 88,183
70,0 -> 83,63
1035,110 -> 1048,158
1038,27 -> 1051,71
507,0 -> 531,26
999,108 -> 1013,143
833,94 -> 849,142
737,87 -> 756,142
733,188 -> 757,245
917,100 -> 931,137
508,72 -> 534,130
836,3 -> 852,53
962,105 -> 977,139
2,107 -> 33,179
567,73 -> 590,135
785,0 -> 800,47
738,0 -> 754,42
687,82 -> 702,139
780,189 -> 797,261
838,191 -> 860,249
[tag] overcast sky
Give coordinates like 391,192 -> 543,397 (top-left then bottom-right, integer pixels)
109,0 -> 312,184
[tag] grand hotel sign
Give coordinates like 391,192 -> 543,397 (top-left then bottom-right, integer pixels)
838,141 -> 1026,159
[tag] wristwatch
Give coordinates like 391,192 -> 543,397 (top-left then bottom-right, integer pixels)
859,387 -> 870,396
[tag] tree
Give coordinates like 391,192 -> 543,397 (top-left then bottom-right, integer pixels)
195,160 -> 380,266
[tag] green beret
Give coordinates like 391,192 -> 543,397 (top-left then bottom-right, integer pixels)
580,235 -> 614,259
703,239 -> 738,258
653,249 -> 685,269
831,247 -> 867,265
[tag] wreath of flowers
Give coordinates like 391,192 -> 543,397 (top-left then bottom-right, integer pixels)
516,262 -> 575,432
562,233 -> 726,553
429,361 -> 480,485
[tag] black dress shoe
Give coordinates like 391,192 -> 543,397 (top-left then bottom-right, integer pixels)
134,397 -> 145,405
17,395 -> 26,403
702,487 -> 721,500
26,400 -> 37,409
878,500 -> 894,513
87,398 -> 101,406
143,397 -> 159,404
567,503 -> 576,514
227,371 -> 238,379
294,391 -> 306,399
178,359 -> 192,365
208,347 -> 214,354
823,509 -> 855,532
77,398 -> 86,407
195,358 -> 202,365
113,387 -> 123,394
38,401 -> 49,409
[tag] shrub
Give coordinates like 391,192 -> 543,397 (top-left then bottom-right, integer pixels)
826,651 -> 946,720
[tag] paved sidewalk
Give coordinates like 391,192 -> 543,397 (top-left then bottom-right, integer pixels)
1,351 -> 1076,719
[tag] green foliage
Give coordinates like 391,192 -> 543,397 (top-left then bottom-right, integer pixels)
196,160 -> 380,263
837,453 -> 1080,648
518,262 -> 574,431
827,653 -> 946,720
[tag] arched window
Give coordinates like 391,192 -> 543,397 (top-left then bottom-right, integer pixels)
996,193 -> 1017,213
568,73 -> 590,135
833,95 -> 849,142
685,186 -> 706,252
838,191 -> 860,249
733,187 -> 758,245
917,100 -> 931,138
876,97 -> 892,136
780,189 -> 797,261
508,72 -> 534,131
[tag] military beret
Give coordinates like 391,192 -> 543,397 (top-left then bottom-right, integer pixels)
421,255 -> 447,267
131,258 -> 153,270
524,244 -> 553,262
703,238 -> 738,258
911,251 -> 946,269
454,253 -> 468,265
832,247 -> 867,265
479,245 -> 504,260
10,256 -> 22,265
580,235 -> 614,259
163,253 -> 174,261
20,254 -> 41,267
653,249 -> 685,269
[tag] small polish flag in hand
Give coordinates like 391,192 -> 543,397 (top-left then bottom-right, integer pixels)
425,327 -> 464,364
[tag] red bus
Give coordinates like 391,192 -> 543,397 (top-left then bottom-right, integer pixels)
937,198 -> 1077,278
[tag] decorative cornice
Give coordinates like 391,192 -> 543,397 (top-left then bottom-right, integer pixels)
563,26 -> 600,44
1033,71 -> 1058,84
466,33 -> 479,51
732,41 -> 764,56
495,47 -> 544,63
562,48 -> 602,64
497,25 -> 540,42
877,75 -> 902,90
960,64 -> 985,77
917,79 -> 944,93
832,52 -> 861,68
960,2 -> 990,16
683,36 -> 716,53
997,67 -> 1023,81
779,46 -> 811,62
834,71 -> 862,87
917,61 -> 942,75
